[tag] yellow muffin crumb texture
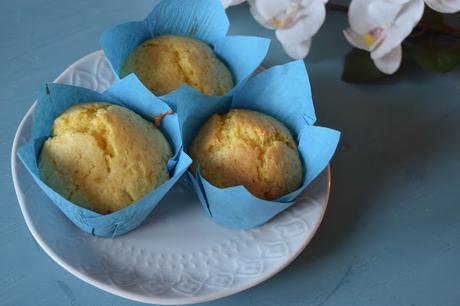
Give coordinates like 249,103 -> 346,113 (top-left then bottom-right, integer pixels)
189,109 -> 303,200
121,35 -> 234,96
39,103 -> 172,214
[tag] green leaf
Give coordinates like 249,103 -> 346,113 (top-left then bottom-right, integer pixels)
410,37 -> 460,73
342,48 -> 387,83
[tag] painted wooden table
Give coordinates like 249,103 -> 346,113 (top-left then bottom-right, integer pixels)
1,1 -> 460,305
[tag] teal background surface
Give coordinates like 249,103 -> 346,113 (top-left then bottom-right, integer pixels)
1,1 -> 460,305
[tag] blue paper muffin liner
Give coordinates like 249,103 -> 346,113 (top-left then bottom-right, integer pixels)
17,74 -> 192,237
100,0 -> 270,109
176,60 -> 341,229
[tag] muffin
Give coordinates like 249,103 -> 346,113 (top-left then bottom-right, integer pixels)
189,109 -> 303,200
121,35 -> 234,96
39,103 -> 172,214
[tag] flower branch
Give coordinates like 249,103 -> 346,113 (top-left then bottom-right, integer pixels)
325,3 -> 348,13
222,0 -> 460,83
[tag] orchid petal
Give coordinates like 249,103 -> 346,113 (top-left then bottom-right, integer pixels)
221,0 -> 246,9
345,0 -> 425,74
281,39 -> 312,59
248,0 -> 327,58
275,0 -> 326,44
249,1 -> 276,29
248,0 -> 317,29
395,0 -> 425,25
424,0 -> 460,13
371,20 -> 412,59
373,45 -> 402,74
343,28 -> 373,51
348,0 -> 405,34
371,0 -> 424,59
250,0 -> 292,21
249,0 -> 315,21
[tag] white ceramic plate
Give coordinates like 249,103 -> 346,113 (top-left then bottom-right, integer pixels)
11,50 -> 331,305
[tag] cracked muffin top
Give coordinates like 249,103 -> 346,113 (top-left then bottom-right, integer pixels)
38,102 -> 172,214
120,35 -> 234,96
189,109 -> 303,200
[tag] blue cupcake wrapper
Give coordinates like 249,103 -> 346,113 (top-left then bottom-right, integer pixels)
99,0 -> 270,109
177,60 -> 341,229
17,74 -> 192,237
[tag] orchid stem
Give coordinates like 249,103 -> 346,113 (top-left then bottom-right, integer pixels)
326,3 -> 348,13
427,24 -> 460,38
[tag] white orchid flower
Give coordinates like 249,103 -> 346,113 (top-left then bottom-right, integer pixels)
425,0 -> 460,13
221,0 -> 247,9
220,0 -> 328,58
343,0 -> 424,74
245,0 -> 328,59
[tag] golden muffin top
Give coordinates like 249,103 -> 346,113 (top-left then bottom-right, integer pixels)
189,109 -> 303,200
121,35 -> 234,96
39,103 -> 172,214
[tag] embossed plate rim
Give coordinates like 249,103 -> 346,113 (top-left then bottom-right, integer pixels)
11,50 -> 331,305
